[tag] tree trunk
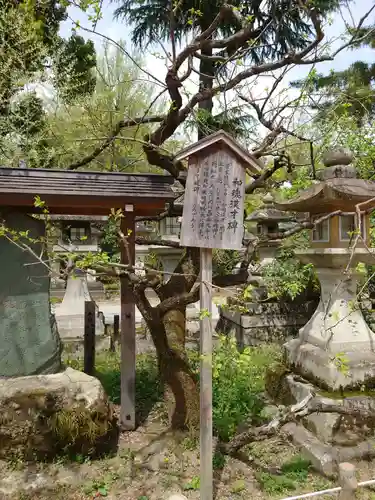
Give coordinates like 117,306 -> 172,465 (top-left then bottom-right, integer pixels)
147,307 -> 199,430
198,44 -> 214,140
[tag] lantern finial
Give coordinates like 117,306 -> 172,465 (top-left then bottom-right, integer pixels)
319,148 -> 356,180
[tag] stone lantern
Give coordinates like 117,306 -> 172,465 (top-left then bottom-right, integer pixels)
275,149 -> 375,391
247,193 -> 293,267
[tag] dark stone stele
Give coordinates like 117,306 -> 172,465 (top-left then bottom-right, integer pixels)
0,212 -> 62,377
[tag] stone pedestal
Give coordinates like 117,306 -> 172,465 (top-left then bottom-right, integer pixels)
0,212 -> 61,377
285,248 -> 375,391
55,270 -> 105,340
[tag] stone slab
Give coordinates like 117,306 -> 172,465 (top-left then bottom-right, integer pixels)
281,422 -> 336,477
304,413 -> 341,444
0,212 -> 61,377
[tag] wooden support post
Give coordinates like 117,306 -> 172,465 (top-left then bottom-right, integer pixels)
200,248 -> 213,500
110,314 -> 120,352
84,301 -> 96,376
338,463 -> 358,500
120,205 -> 136,430
114,313 -> 120,343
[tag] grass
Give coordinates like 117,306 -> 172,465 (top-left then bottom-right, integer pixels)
256,455 -> 312,494
66,351 -> 163,424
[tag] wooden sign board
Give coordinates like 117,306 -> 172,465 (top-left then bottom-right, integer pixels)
180,149 -> 246,250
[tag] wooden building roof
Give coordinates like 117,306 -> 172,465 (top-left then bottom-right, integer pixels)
0,167 -> 176,216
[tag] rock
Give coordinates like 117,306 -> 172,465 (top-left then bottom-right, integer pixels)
304,413 -> 341,444
167,495 -> 188,500
0,471 -> 54,498
282,422 -> 336,477
0,367 -> 117,461
260,404 -> 280,421
322,148 -> 354,167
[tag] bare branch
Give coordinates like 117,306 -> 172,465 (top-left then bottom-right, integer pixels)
67,115 -> 165,170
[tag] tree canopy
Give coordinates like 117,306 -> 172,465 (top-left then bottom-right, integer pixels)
0,0 -> 96,167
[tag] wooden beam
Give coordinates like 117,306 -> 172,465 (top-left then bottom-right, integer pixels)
120,205 -> 136,430
0,194 -> 168,215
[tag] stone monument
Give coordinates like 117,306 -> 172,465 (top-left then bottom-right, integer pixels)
55,268 -> 106,342
0,213 -> 114,459
0,212 -> 61,377
266,149 -> 375,476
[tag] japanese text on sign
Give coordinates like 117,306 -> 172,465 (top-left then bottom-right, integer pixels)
180,150 -> 246,250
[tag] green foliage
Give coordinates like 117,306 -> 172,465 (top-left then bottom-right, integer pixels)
66,338 -> 281,442
213,249 -> 241,276
182,475 -> 200,491
39,40 -> 172,171
262,247 -> 317,300
113,0 -> 343,61
0,0 -> 96,167
113,0 -> 345,139
67,351 -> 163,422
256,455 -> 311,494
208,337 -> 281,441
53,34 -> 96,103
292,27 -> 375,124
186,107 -> 257,142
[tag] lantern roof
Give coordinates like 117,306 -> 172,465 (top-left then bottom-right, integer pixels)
274,149 -> 375,214
174,129 -> 263,174
247,193 -> 293,223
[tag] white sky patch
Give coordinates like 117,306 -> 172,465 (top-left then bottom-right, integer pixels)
57,0 -> 375,147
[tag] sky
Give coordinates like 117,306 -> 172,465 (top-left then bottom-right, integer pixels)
58,0 -> 375,141
60,1 -> 374,75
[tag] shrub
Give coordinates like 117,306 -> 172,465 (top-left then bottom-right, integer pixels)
189,336 -> 282,441
211,337 -> 281,441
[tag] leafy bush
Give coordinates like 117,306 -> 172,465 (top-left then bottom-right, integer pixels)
212,338 -> 281,440
66,352 -> 162,423
190,336 -> 282,441
262,247 -> 318,300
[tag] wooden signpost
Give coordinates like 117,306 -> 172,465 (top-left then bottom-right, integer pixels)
177,130 -> 262,500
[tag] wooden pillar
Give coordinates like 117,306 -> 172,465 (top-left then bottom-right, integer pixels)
200,248 -> 213,500
338,463 -> 357,500
120,204 -> 136,430
84,300 -> 96,376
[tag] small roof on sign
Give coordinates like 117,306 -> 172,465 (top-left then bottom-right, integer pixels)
174,129 -> 263,175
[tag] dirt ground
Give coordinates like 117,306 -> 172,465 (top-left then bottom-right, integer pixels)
2,405 -> 375,500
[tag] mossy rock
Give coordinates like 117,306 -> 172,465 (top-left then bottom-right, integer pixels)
0,368 -> 118,462
264,363 -> 292,404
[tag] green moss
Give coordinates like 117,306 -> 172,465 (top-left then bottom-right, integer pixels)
317,389 -> 375,400
264,363 -> 292,403
49,405 -> 114,457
